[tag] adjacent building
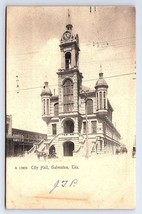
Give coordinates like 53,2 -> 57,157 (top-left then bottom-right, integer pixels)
6,115 -> 47,156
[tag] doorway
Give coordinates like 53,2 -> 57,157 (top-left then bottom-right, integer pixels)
63,141 -> 74,156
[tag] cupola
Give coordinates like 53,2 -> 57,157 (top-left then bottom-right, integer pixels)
41,82 -> 52,97
41,82 -> 52,123
95,65 -> 108,115
95,66 -> 108,89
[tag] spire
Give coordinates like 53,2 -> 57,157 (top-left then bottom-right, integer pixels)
95,65 -> 108,89
66,9 -> 73,31
99,64 -> 103,79
68,9 -> 71,25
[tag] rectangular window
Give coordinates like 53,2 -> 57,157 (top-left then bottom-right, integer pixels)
83,122 -> 86,133
52,124 -> 57,135
91,121 -> 97,133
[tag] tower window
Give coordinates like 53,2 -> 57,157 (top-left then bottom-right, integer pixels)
99,92 -> 102,109
91,121 -> 97,133
43,99 -> 45,114
52,124 -> 57,135
86,99 -> 93,114
65,52 -> 71,69
63,79 -> 73,112
103,92 -> 106,109
54,103 -> 59,116
97,92 -> 98,110
47,99 -> 49,115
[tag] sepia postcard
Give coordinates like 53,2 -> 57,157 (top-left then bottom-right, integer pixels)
6,6 -> 136,209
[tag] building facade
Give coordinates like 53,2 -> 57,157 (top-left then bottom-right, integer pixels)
35,20 -> 122,158
36,20 -> 121,157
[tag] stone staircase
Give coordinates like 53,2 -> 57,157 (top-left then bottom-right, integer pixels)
26,133 -> 87,157
25,138 -> 46,155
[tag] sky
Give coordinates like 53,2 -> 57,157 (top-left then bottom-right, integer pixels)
6,6 -> 136,150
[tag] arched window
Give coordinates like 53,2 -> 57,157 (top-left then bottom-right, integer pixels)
47,99 -> 49,115
64,119 -> 74,133
63,79 -> 73,112
86,99 -> 93,114
54,103 -> 59,116
65,52 -> 71,69
103,92 -> 106,109
99,92 -> 102,109
43,99 -> 45,114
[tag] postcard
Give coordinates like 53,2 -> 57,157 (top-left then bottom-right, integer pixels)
6,6 -> 136,209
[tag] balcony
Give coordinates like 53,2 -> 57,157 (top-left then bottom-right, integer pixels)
58,133 -> 79,141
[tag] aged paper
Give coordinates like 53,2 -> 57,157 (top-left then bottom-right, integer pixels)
6,6 -> 136,209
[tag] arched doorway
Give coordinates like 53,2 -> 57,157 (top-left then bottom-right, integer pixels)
63,119 -> 74,133
63,141 -> 74,156
49,145 -> 56,155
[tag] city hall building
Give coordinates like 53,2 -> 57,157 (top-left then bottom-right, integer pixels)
32,21 -> 121,157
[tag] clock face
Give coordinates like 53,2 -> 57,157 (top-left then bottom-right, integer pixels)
63,31 -> 71,41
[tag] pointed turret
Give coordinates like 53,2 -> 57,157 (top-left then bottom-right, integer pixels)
95,65 -> 108,89
41,82 -> 52,123
95,65 -> 108,115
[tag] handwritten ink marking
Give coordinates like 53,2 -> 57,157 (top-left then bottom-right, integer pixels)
69,179 -> 78,187
49,180 -> 59,194
49,179 -> 78,194
61,180 -> 68,187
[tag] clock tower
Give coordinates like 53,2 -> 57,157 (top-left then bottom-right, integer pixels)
57,12 -> 83,133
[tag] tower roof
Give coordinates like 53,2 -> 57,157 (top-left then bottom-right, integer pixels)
60,9 -> 79,47
66,9 -> 73,31
95,65 -> 108,89
41,82 -> 52,96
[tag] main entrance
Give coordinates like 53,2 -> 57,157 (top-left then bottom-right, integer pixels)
63,141 -> 74,156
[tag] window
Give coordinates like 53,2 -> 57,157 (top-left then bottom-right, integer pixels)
86,99 -> 93,114
100,141 -> 102,151
47,99 -> 49,115
64,119 -> 74,133
52,124 -> 57,135
43,99 -> 45,114
97,92 -> 98,110
65,52 -> 71,69
91,121 -> 97,133
99,92 -> 102,109
54,103 -> 59,116
63,79 -> 73,112
83,122 -> 86,133
103,92 -> 106,109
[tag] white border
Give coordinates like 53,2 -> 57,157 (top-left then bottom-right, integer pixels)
0,0 -> 141,213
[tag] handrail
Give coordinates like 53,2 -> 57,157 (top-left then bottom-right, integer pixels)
26,138 -> 45,154
26,144 -> 36,154
48,133 -> 61,146
73,145 -> 82,153
79,134 -> 86,144
37,138 -> 45,146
